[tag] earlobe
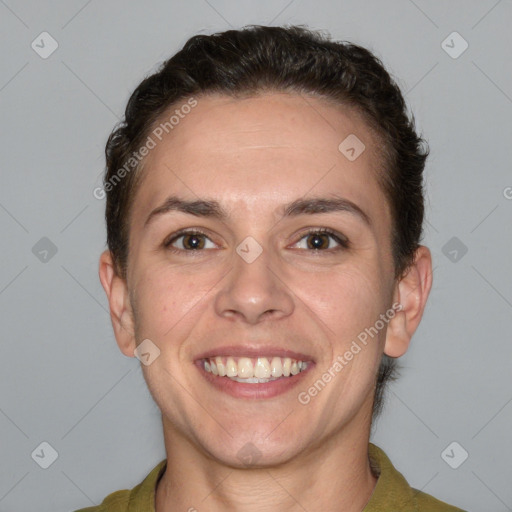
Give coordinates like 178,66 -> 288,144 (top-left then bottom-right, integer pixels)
98,250 -> 136,358
384,245 -> 433,358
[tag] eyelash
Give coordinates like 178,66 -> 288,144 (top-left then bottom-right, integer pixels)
163,228 -> 349,254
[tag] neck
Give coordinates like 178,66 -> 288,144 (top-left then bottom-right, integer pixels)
155,416 -> 378,512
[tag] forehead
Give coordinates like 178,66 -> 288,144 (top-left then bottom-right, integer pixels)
131,92 -> 390,233
147,92 -> 378,160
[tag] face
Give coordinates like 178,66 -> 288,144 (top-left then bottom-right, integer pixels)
107,92 -> 404,466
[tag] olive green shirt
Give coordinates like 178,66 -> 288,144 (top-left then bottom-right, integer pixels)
74,443 -> 466,511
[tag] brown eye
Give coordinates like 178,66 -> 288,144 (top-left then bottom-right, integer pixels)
165,230 -> 215,251
181,233 -> 206,250
306,233 -> 330,250
293,229 -> 349,251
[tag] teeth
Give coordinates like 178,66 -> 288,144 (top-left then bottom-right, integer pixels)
270,357 -> 282,378
254,357 -> 271,379
215,356 -> 226,377
203,356 -> 308,380
229,376 -> 281,383
283,357 -> 291,377
238,357 -> 253,378
226,357 -> 237,377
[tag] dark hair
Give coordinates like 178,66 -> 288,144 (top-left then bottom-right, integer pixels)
103,24 -> 428,422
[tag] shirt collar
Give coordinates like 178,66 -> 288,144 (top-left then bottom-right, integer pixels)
364,442 -> 419,511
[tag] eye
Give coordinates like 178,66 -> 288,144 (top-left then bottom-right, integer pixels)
292,228 -> 349,251
164,229 -> 216,252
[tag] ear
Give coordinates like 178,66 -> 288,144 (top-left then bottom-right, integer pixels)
384,245 -> 433,358
98,250 -> 136,358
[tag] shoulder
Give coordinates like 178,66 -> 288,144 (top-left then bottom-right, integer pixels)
414,488 -> 467,511
72,458 -> 167,512
367,443 -> 467,511
72,489 -> 130,511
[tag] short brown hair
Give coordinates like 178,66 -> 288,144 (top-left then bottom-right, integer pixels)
102,24 -> 429,421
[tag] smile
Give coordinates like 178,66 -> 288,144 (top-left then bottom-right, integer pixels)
203,356 -> 308,380
196,355 -> 314,399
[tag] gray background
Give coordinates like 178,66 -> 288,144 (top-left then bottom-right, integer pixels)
1,1 -> 511,511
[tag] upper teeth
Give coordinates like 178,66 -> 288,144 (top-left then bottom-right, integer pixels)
203,356 -> 308,379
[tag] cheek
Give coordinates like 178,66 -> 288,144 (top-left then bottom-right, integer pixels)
131,265 -> 208,339
300,266 -> 385,337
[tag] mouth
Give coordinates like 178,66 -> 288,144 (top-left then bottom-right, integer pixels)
194,347 -> 315,399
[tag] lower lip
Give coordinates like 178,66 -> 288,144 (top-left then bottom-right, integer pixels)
195,360 -> 315,399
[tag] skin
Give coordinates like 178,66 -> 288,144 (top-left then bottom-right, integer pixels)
99,92 -> 432,512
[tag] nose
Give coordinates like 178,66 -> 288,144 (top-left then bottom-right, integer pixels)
214,243 -> 295,325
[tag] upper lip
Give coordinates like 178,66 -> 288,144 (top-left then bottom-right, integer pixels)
195,345 -> 315,362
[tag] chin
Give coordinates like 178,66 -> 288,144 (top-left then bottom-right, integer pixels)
198,429 -> 305,469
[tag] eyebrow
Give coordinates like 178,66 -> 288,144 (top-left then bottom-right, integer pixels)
144,195 -> 372,227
